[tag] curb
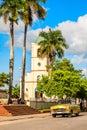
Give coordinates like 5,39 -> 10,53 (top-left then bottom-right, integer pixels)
0,113 -> 50,122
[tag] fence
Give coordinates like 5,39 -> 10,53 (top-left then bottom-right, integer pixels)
29,100 -> 58,110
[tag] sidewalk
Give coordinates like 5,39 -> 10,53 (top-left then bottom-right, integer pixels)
0,112 -> 87,122
0,113 -> 50,122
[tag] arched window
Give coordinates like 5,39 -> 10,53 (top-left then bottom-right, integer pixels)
37,75 -> 40,81
37,48 -> 41,57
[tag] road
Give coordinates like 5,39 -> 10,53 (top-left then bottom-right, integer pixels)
0,113 -> 87,130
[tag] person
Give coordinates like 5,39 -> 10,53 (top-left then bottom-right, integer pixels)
80,101 -> 83,111
17,98 -> 21,104
18,98 -> 25,104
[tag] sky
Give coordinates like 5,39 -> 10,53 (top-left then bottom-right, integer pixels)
0,0 -> 87,85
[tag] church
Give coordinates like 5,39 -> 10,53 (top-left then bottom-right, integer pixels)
21,38 -> 48,102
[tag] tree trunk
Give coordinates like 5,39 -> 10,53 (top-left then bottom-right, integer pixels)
21,24 -> 27,102
8,21 -> 14,104
47,56 -> 53,77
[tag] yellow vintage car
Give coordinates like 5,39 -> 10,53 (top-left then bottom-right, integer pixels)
50,99 -> 80,117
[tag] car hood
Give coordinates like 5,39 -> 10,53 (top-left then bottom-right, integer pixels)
50,104 -> 70,110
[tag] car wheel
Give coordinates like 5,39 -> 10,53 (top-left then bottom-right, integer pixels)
75,112 -> 79,116
62,114 -> 65,117
52,114 -> 56,118
68,111 -> 73,117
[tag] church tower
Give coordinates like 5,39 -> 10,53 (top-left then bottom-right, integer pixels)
24,41 -> 48,101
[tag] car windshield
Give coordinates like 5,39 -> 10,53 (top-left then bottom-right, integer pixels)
58,99 -> 71,104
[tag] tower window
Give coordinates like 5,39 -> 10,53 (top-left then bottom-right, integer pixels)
37,48 -> 41,57
37,62 -> 41,66
37,75 -> 40,81
26,88 -> 28,91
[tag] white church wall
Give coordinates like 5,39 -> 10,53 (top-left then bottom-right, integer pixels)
23,42 -> 48,101
32,58 -> 47,71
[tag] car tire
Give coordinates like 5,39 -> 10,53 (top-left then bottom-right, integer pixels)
75,112 -> 79,116
52,114 -> 56,118
68,111 -> 73,117
62,114 -> 65,117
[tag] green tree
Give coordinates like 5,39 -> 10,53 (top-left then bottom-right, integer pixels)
53,58 -> 82,74
37,29 -> 69,74
20,0 -> 46,101
53,58 -> 75,71
12,84 -> 20,98
37,70 -> 82,98
37,59 -> 85,99
76,77 -> 87,99
0,73 -> 10,87
0,0 -> 21,103
52,70 -> 82,98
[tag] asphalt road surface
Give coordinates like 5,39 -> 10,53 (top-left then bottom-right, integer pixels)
0,113 -> 87,130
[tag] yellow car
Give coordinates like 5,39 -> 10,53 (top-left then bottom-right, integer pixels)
50,99 -> 80,117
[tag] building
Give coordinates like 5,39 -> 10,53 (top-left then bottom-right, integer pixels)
0,89 -> 8,99
0,89 -> 8,104
21,41 -> 48,101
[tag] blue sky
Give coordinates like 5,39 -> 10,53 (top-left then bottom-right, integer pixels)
0,0 -> 87,85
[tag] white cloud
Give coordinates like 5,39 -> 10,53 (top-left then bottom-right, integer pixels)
0,18 -> 24,34
2,13 -> 87,54
57,14 -> 87,55
0,15 -> 50,50
82,68 -> 87,76
0,17 -> 9,33
71,54 -> 87,65
14,21 -> 24,32
14,26 -> 50,50
1,13 -> 87,72
54,14 -> 87,73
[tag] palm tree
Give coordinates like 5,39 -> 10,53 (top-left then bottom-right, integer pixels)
0,0 -> 20,103
37,29 -> 69,75
19,0 -> 46,101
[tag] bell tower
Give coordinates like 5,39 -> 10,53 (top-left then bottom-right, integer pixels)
24,42 -> 48,101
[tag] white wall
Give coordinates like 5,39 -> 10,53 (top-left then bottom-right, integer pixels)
24,43 -> 48,101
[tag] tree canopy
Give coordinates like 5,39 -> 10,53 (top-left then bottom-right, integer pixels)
37,29 -> 69,67
12,84 -> 20,98
0,73 -> 10,87
37,58 -> 87,99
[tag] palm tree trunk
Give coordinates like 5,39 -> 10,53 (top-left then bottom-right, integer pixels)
8,21 -> 14,104
47,56 -> 52,77
21,24 -> 28,102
